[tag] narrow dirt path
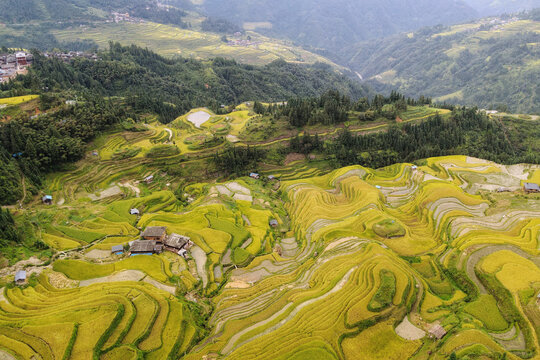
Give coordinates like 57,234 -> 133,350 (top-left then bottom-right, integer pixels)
191,246 -> 208,288
164,128 -> 173,142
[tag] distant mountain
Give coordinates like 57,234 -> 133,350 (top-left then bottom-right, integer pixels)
464,0 -> 539,16
201,0 -> 478,51
339,12 -> 540,113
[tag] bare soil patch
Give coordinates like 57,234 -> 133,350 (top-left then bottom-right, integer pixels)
79,270 -> 145,287
143,277 -> 176,295
396,316 -> 426,340
88,185 -> 123,201
84,249 -> 111,259
191,246 -> 208,288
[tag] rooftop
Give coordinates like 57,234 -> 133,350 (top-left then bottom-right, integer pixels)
111,245 -> 124,252
428,324 -> 446,339
15,270 -> 27,282
164,233 -> 191,249
130,240 -> 157,253
142,226 -> 167,238
524,183 -> 540,191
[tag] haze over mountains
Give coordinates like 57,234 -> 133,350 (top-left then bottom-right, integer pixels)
465,0 -> 540,16
202,0 -> 479,51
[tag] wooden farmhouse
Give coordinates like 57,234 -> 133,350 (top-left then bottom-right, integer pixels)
141,226 -> 167,242
129,240 -> 163,255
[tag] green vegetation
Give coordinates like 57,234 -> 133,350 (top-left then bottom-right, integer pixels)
372,219 -> 406,239
368,270 -> 397,311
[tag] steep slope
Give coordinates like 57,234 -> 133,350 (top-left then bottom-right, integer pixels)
340,12 -> 540,113
201,0 -> 478,51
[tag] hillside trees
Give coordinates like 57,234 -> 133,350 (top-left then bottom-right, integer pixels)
7,44 -> 368,124
0,207 -> 21,247
315,107 -> 536,168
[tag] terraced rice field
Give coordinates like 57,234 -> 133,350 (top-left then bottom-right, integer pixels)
51,22 -> 338,67
1,154 -> 539,359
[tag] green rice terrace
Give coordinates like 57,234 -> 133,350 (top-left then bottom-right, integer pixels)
0,102 -> 539,359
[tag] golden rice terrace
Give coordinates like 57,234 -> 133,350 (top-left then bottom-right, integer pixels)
1,155 -> 539,360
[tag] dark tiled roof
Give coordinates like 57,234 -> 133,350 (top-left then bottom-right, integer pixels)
164,234 -> 190,249
111,245 -> 124,252
142,226 -> 167,238
130,240 -> 156,252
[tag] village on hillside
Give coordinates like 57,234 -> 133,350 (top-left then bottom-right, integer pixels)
0,52 -> 32,83
0,50 -> 99,84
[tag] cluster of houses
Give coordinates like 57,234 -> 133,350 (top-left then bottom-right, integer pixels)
42,51 -> 99,63
249,172 -> 278,181
111,12 -> 144,24
227,39 -> 261,47
119,226 -> 194,258
0,52 -> 32,83
1,50 -> 100,84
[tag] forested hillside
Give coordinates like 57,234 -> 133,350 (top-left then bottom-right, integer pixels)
201,0 -> 478,51
14,43 -> 367,115
340,12 -> 540,113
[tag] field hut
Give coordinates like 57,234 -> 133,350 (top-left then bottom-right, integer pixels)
141,226 -> 167,242
130,208 -> 140,215
129,240 -> 162,255
42,195 -> 53,205
524,183 -> 540,194
269,219 -> 279,227
428,324 -> 446,339
144,175 -> 154,184
249,173 -> 260,179
14,270 -> 27,285
111,245 -> 124,255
